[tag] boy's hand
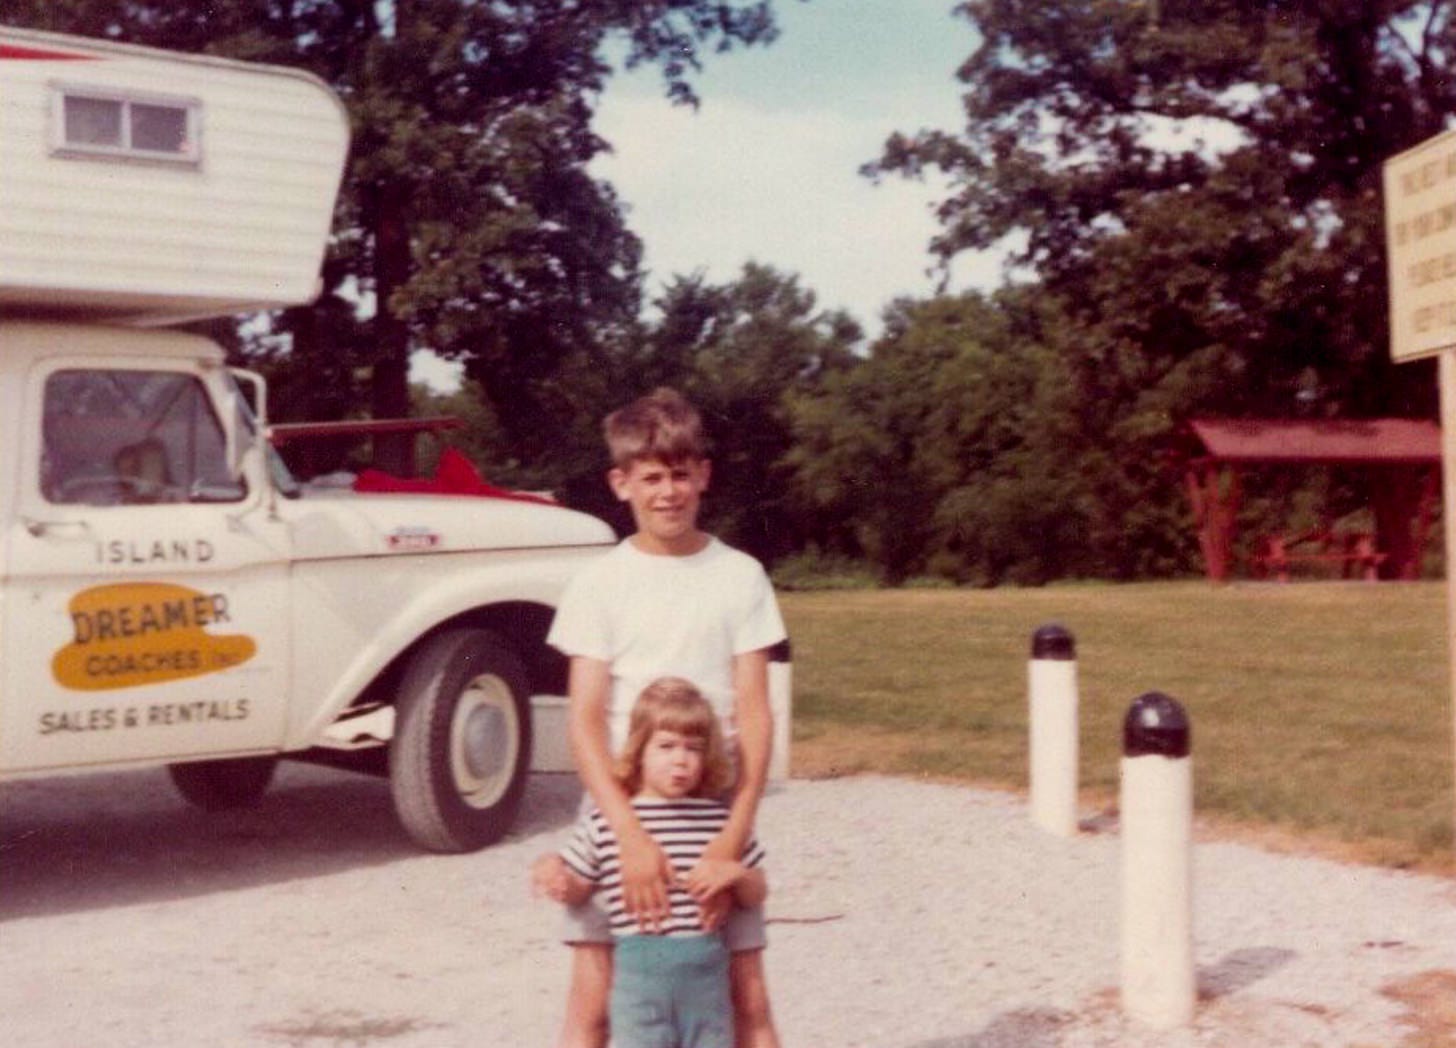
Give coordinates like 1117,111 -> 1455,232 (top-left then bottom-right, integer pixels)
685,834 -> 744,931
682,858 -> 747,902
683,860 -> 745,931
619,829 -> 674,932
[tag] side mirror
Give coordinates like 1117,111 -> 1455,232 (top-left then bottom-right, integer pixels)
221,368 -> 268,480
229,368 -> 268,427
216,382 -> 245,480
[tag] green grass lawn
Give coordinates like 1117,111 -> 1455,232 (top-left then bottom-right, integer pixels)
781,580 -> 1456,871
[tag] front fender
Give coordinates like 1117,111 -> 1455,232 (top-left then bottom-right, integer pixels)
286,545 -> 608,749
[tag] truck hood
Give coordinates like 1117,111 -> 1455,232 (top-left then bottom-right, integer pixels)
282,490 -> 617,559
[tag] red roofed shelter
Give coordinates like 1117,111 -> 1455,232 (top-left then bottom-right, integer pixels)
1183,419 -> 1442,583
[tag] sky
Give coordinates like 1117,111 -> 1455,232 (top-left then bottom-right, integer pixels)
593,0 -> 993,323
413,0 -> 991,389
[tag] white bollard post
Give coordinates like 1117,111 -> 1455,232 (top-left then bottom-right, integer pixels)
1120,692 -> 1195,1030
1028,623 -> 1079,836
767,639 -> 792,782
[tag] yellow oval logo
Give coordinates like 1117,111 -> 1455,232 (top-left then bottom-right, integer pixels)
52,582 -> 257,691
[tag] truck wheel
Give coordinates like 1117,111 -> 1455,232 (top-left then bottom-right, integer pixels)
168,756 -> 278,811
390,628 -> 532,853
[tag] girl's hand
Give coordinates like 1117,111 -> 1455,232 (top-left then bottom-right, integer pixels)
531,854 -> 593,905
697,888 -> 732,932
530,853 -> 571,901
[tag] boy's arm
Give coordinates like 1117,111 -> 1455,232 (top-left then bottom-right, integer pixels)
683,645 -> 774,934
690,647 -> 772,928
711,646 -> 773,859
566,654 -> 673,929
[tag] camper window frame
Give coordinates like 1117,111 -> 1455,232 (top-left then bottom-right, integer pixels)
47,82 -> 202,168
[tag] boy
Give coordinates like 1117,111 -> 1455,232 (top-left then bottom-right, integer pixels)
541,387 -> 785,1048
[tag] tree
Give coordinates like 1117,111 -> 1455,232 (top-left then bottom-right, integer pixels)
10,1 -> 784,471
785,290 -> 1082,584
870,1 -> 1455,574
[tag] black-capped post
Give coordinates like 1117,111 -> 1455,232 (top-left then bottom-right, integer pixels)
1028,623 -> 1079,837
768,638 -> 793,782
1031,623 -> 1076,661
1119,692 -> 1195,1029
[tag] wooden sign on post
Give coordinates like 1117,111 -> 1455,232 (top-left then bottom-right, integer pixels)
1385,129 -> 1456,363
1384,130 -> 1456,849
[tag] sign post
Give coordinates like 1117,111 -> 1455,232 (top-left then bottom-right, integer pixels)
1384,130 -> 1456,846
1439,353 -> 1456,849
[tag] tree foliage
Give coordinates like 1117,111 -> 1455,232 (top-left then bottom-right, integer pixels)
785,290 -> 1091,584
865,1 -> 1456,576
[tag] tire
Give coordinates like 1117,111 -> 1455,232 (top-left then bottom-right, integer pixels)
389,628 -> 533,853
168,756 -> 278,811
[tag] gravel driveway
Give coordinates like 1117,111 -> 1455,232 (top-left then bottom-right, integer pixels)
3,764 -> 1455,1046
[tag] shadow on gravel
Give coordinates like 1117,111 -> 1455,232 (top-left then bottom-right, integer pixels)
904,948 -> 1298,1048
1198,946 -> 1297,1000
510,771 -> 583,839
907,1007 -> 1073,1048
0,766 -> 581,921
255,1007 -> 448,1047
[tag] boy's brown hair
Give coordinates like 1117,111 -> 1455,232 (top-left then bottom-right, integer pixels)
603,387 -> 707,469
613,677 -> 731,798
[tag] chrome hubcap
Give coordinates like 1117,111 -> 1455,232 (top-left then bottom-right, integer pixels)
449,675 -> 519,809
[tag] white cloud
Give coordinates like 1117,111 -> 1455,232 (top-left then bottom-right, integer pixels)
592,90 -> 1001,332
584,0 -> 1005,335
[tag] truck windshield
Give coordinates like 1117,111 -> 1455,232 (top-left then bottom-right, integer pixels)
42,368 -> 247,506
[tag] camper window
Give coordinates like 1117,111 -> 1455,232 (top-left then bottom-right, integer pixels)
52,86 -> 199,164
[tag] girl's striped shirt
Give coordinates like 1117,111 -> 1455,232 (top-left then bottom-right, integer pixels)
559,796 -> 765,938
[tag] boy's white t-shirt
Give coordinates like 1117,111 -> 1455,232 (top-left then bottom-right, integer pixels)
546,536 -> 787,752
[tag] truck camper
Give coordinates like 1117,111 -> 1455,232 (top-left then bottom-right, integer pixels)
0,25 -> 348,323
0,26 -> 626,852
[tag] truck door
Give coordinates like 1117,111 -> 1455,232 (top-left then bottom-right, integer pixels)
1,358 -> 291,772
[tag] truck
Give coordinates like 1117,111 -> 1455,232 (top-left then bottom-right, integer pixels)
0,25 -> 631,853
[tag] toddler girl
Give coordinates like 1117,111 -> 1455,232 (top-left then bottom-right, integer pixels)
535,677 -> 767,1048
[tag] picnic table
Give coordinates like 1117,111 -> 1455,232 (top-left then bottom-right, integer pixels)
1249,529 -> 1386,582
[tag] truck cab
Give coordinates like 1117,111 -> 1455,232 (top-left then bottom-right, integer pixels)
0,27 -> 617,852
0,317 -> 616,851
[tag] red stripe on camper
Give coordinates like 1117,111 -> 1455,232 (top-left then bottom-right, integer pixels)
0,44 -> 98,60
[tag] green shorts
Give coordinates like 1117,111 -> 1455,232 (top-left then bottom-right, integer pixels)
611,934 -> 732,1048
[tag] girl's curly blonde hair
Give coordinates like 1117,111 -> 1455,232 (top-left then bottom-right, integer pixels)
613,677 -> 731,798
